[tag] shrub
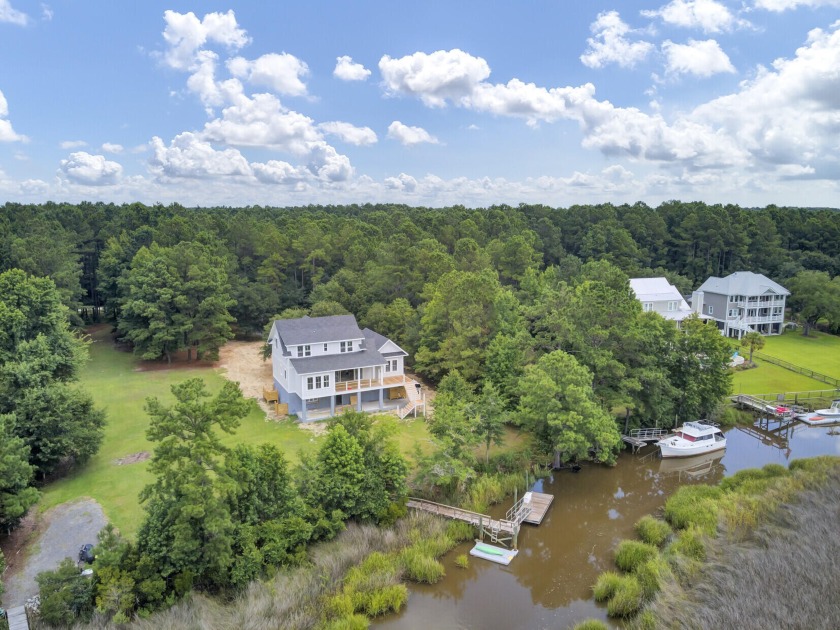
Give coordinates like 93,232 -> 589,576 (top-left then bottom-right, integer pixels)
572,620 -> 609,630
326,593 -> 355,618
634,516 -> 672,547
614,540 -> 659,573
592,571 -> 622,602
606,575 -> 643,617
664,485 -> 722,533
455,554 -> 469,569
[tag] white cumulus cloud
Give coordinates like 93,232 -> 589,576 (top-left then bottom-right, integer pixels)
379,49 -> 491,107
662,39 -> 736,76
101,142 -> 124,153
149,132 -> 252,179
319,121 -> 377,146
580,11 -> 654,69
161,9 -> 250,71
227,52 -> 309,96
60,140 -> 87,149
251,160 -> 308,185
384,173 -> 418,192
754,0 -> 840,10
0,0 -> 28,25
642,0 -> 746,33
387,121 -> 439,146
334,55 -> 371,81
59,152 -> 123,185
0,90 -> 26,142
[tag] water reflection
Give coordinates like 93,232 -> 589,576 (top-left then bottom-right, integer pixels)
376,423 -> 840,630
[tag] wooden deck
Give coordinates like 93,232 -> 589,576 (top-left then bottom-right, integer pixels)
522,491 -> 554,525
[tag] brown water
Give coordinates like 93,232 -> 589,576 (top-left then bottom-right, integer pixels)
377,421 -> 840,630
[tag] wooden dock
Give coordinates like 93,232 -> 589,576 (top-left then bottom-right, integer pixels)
522,491 -> 554,525
7,606 -> 29,630
621,427 -> 668,453
406,491 -> 554,547
733,394 -> 795,419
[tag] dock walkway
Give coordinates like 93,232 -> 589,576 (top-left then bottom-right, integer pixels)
406,491 -> 554,546
622,427 -> 668,453
7,606 -> 29,630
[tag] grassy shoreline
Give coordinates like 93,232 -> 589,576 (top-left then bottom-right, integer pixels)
588,456 -> 840,629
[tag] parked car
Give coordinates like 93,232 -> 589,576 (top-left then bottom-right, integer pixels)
78,544 -> 95,564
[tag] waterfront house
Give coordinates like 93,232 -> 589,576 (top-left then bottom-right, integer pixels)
267,314 -> 421,420
629,277 -> 695,325
691,271 -> 789,338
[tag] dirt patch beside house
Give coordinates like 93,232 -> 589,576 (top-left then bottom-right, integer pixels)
215,341 -> 275,414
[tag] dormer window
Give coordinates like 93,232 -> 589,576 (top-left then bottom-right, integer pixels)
668,301 -> 677,312
340,341 -> 353,353
297,345 -> 311,357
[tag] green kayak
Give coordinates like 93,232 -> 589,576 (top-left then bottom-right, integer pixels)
475,544 -> 505,556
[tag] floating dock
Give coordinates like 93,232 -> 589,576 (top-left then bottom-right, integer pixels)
7,606 -> 29,630
522,491 -> 554,525
470,542 -> 518,565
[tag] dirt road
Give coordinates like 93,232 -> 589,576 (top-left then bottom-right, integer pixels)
2,499 -> 107,608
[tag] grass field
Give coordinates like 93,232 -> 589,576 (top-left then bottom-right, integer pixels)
39,327 -> 432,537
730,330 -> 840,395
759,330 -> 840,378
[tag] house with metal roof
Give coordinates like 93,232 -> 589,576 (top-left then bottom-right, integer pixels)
267,314 -> 422,421
690,271 -> 790,338
629,277 -> 696,325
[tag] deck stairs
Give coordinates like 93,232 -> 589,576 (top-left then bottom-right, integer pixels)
398,380 -> 425,419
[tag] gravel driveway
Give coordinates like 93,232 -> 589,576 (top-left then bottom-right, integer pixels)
2,499 -> 107,607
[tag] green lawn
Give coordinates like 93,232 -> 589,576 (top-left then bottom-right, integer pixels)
40,326 -> 431,538
731,330 -> 840,395
759,330 -> 840,378
731,359 -> 829,395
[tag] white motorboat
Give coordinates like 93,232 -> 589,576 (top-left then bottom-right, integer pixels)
796,400 -> 840,426
657,421 -> 726,458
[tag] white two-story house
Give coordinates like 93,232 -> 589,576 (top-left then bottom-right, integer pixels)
268,314 -> 419,421
691,271 -> 789,338
629,277 -> 696,325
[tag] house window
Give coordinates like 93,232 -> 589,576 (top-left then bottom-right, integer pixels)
773,307 -> 782,316
297,345 -> 311,357
668,301 -> 677,312
283,369 -> 287,380
385,361 -> 390,373
324,343 -> 328,352
307,377 -> 314,390
324,375 -> 330,388
643,302 -> 653,312
391,359 -> 398,372
306,398 -> 318,403
728,309 -> 738,318
340,340 -> 354,353
707,305 -> 714,315
315,376 -> 322,389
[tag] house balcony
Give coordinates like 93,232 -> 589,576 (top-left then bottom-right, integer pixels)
742,315 -> 784,325
334,373 -> 409,393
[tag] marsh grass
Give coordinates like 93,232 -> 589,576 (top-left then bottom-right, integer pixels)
645,468 -> 840,629
606,575 -> 643,617
663,484 -> 722,534
399,547 -> 445,583
454,554 -> 469,569
634,516 -> 672,547
614,541 -> 658,573
592,571 -> 622,602
572,620 -> 609,630
634,556 -> 671,599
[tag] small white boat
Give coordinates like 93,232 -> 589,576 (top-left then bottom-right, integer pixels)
796,400 -> 840,426
657,421 -> 726,458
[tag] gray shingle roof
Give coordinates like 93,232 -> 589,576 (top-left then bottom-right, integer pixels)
697,271 -> 789,297
273,315 -> 363,346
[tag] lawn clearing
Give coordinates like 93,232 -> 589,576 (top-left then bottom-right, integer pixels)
731,359 -> 828,396
759,330 -> 840,379
39,328 -> 533,539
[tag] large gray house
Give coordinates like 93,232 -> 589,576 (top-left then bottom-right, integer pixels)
691,271 -> 790,338
267,314 -> 422,421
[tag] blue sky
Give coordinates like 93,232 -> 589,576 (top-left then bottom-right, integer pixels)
1,0 -> 839,207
